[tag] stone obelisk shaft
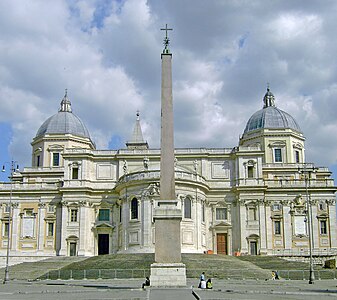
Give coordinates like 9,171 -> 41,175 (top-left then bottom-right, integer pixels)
151,27 -> 186,286
160,53 -> 175,201
153,52 -> 182,264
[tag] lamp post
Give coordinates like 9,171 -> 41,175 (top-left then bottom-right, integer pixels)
2,161 -> 19,284
298,163 -> 316,284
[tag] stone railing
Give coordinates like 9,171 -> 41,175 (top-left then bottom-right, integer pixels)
0,181 -> 60,190
265,179 -> 335,188
23,166 -> 64,172
263,163 -> 316,169
119,170 -> 207,185
272,248 -> 337,256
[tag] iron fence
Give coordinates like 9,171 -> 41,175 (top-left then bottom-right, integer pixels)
41,268 -> 337,281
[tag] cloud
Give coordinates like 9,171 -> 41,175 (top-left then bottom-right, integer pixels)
1,0 -> 337,171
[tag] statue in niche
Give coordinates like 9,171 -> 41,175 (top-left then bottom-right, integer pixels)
143,156 -> 149,170
174,157 -> 178,169
294,194 -> 305,207
123,160 -> 128,174
193,159 -> 198,173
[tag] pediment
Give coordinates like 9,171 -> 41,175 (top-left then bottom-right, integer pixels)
93,222 -> 115,229
211,221 -> 232,228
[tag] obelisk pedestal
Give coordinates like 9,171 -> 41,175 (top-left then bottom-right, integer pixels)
150,201 -> 186,287
150,26 -> 186,287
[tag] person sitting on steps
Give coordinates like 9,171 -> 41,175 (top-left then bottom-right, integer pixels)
206,278 -> 213,289
142,276 -> 150,289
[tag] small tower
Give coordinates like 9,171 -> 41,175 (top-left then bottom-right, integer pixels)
126,111 -> 149,150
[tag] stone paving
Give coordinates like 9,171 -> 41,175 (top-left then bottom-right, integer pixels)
0,278 -> 336,299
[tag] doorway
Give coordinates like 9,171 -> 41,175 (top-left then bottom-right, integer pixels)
98,234 -> 109,255
217,233 -> 227,254
250,241 -> 257,255
69,242 -> 77,256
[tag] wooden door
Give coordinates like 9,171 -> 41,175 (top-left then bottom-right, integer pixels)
217,233 -> 227,254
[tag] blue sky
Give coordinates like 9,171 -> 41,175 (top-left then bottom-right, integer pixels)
1,0 -> 337,183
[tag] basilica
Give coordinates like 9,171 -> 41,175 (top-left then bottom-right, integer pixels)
0,59 -> 337,264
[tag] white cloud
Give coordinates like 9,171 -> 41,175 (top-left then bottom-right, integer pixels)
1,0 -> 337,171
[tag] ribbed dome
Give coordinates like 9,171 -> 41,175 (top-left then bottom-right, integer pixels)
244,88 -> 302,134
35,92 -> 91,139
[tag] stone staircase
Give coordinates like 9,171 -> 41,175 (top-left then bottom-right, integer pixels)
0,254 -> 285,281
182,254 -> 271,280
0,256 -> 87,280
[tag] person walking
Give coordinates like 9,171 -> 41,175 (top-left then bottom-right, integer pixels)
198,272 -> 206,288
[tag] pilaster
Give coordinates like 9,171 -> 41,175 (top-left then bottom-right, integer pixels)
37,202 -> 46,252
11,202 -> 19,253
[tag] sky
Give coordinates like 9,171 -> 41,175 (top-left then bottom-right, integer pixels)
1,0 -> 337,181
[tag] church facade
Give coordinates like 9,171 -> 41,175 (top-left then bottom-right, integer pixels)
1,76 -> 337,262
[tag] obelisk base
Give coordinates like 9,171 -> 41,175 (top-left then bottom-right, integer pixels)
150,200 -> 186,287
150,263 -> 186,287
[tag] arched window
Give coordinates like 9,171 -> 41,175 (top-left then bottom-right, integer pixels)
184,197 -> 192,219
131,198 -> 138,220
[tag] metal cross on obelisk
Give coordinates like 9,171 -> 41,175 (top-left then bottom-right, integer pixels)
150,24 -> 186,287
161,24 -> 172,54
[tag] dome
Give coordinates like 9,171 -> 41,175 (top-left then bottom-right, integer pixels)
244,88 -> 302,134
35,92 -> 91,139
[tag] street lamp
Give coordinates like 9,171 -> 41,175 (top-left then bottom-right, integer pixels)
298,163 -> 317,284
2,161 -> 19,284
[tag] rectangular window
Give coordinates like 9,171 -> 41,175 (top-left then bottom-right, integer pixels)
274,148 -> 282,162
272,203 -> 281,211
319,203 -> 326,211
25,209 -> 34,217
119,206 -> 122,223
295,150 -> 300,163
274,220 -> 281,235
98,209 -> 110,221
248,207 -> 257,220
72,167 -> 79,179
53,153 -> 60,166
320,220 -> 327,235
4,205 -> 10,213
37,155 -> 40,167
247,166 -> 254,178
216,208 -> 227,220
48,205 -> 55,213
202,203 -> 205,222
184,198 -> 192,219
47,222 -> 54,236
3,222 -> 9,237
70,209 -> 78,222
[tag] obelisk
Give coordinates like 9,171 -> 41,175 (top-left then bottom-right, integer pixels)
150,24 -> 186,287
